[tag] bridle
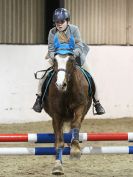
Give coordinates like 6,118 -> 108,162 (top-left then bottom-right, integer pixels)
53,57 -> 75,81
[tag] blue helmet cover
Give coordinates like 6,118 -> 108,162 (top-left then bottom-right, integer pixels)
55,50 -> 74,55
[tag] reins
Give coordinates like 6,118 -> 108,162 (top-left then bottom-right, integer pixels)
34,66 -> 54,80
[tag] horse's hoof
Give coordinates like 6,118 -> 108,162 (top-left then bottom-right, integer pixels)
52,160 -> 64,175
70,147 -> 81,160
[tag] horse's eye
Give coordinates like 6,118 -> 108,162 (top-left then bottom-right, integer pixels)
70,59 -> 75,63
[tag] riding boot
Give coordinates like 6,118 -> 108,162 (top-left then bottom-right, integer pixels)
32,94 -> 42,113
93,100 -> 105,115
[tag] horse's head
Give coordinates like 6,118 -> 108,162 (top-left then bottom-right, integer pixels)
53,54 -> 76,91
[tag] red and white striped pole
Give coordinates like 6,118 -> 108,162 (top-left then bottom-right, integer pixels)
0,132 -> 132,143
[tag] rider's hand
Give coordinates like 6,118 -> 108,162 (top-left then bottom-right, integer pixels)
73,48 -> 80,57
45,52 -> 54,60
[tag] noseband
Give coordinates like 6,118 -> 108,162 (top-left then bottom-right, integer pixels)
56,68 -> 67,73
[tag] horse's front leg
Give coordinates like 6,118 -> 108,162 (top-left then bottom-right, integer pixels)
52,118 -> 64,175
70,105 -> 85,159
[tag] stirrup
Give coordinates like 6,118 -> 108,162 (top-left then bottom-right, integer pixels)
93,103 -> 98,115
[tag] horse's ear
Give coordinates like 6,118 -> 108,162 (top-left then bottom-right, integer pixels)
54,53 -> 58,57
70,54 -> 76,60
54,53 -> 59,61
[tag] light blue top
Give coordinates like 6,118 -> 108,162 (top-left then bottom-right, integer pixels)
54,33 -> 75,55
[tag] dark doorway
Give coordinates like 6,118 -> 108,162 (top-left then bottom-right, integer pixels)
44,0 -> 64,44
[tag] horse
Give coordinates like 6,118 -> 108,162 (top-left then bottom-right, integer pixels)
42,53 -> 94,175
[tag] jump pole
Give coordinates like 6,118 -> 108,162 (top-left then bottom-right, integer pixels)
0,146 -> 133,155
0,132 -> 133,143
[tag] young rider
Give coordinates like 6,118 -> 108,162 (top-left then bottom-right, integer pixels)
33,8 -> 105,115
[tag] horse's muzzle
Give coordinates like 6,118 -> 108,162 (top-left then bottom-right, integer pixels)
55,81 -> 67,91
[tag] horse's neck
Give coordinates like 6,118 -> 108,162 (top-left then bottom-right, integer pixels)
67,69 -> 79,92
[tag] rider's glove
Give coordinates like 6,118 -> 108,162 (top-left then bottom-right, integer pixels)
73,48 -> 81,57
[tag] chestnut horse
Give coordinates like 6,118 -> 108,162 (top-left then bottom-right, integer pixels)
43,54 -> 94,175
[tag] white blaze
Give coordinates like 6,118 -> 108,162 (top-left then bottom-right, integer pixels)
55,55 -> 69,87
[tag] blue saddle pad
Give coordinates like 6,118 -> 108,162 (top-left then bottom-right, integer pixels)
79,67 -> 93,96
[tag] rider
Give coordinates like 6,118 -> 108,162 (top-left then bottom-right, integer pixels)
33,8 -> 105,115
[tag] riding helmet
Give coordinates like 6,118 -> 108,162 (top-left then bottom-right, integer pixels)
53,8 -> 70,23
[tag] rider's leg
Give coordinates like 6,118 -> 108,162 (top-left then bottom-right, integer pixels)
33,59 -> 53,113
32,76 -> 46,113
82,59 -> 105,115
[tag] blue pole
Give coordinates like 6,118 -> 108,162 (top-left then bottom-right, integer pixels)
35,147 -> 70,155
37,133 -> 72,143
